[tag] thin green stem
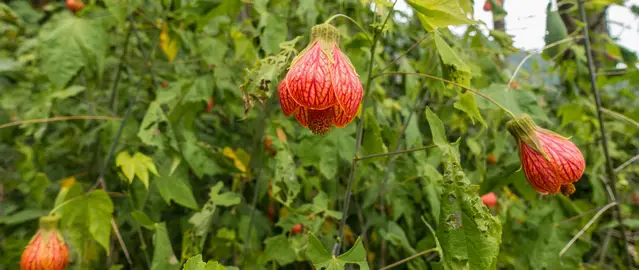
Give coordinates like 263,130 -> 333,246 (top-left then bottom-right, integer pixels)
355,145 -> 438,161
577,1 -> 633,268
600,107 -> 639,129
323,14 -> 373,43
376,71 -> 517,119
332,0 -> 398,256
376,34 -> 432,75
379,248 -> 438,270
49,194 -> 87,215
506,35 -> 583,92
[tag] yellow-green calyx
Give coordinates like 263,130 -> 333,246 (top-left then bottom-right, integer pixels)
506,114 -> 549,159
310,23 -> 341,48
290,24 -> 341,68
38,214 -> 61,231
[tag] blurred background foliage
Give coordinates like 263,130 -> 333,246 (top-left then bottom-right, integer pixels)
0,0 -> 638,269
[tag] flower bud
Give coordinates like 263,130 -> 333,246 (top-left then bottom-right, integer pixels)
279,24 -> 363,135
507,115 -> 585,196
21,215 -> 70,270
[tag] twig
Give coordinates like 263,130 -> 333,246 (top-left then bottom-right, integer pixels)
375,72 -> 516,118
323,14 -> 373,44
578,2 -> 632,267
376,34 -> 432,75
599,107 -> 639,129
559,202 -> 617,257
111,218 -> 133,265
332,0 -> 398,256
378,248 -> 437,270
0,116 -> 121,129
355,145 -> 438,161
97,16 -> 159,190
109,24 -> 133,110
130,16 -> 159,91
506,35 -> 583,92
615,154 -> 639,173
555,203 -> 615,227
240,101 -> 270,266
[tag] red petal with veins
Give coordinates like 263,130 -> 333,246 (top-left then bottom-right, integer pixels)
278,79 -> 299,116
519,129 -> 585,195
331,45 -> 363,118
286,41 -> 337,110
21,230 -> 69,270
333,105 -> 356,127
294,107 -> 309,128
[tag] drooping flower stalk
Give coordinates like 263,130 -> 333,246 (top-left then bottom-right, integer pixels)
507,114 -> 586,195
279,23 -> 363,135
21,215 -> 70,270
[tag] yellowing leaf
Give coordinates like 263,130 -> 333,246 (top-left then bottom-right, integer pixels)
223,147 -> 249,173
115,151 -> 160,189
60,176 -> 76,188
160,22 -> 177,63
116,151 -> 135,182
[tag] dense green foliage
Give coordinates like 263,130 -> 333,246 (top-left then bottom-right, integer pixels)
1,0 -> 638,269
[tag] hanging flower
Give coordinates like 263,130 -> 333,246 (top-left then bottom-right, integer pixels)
279,24 -> 363,135
21,215 -> 70,270
507,114 -> 585,196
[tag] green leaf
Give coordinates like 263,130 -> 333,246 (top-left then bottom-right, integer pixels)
151,223 -> 180,270
361,110 -> 387,159
138,102 -> 180,151
0,209 -> 48,225
319,147 -> 338,179
183,254 -> 236,270
30,172 -> 50,206
210,182 -> 242,206
131,211 -> 155,230
104,0 -> 140,22
59,190 -> 114,254
454,92 -> 487,127
407,0 -> 474,31
273,144 -> 300,203
181,132 -> 220,179
543,2 -> 569,59
306,233 -> 370,270
183,76 -> 214,104
433,32 -> 471,88
155,156 -> 198,210
115,152 -> 159,189
261,15 -> 288,55
189,182 -> 241,236
425,107 -> 448,149
436,154 -> 502,270
263,235 -> 297,265
39,14 -> 107,87
49,85 -> 85,100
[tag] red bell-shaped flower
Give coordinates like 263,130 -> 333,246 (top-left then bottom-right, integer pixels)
279,24 -> 363,135
21,215 -> 70,270
507,115 -> 585,196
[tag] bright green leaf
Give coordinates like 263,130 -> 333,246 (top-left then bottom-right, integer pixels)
437,154 -> 502,270
151,223 -> 180,270
131,211 -> 155,230
407,0 -> 474,31
454,92 -> 487,126
59,190 -> 114,254
138,102 -> 180,151
264,235 -> 297,266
